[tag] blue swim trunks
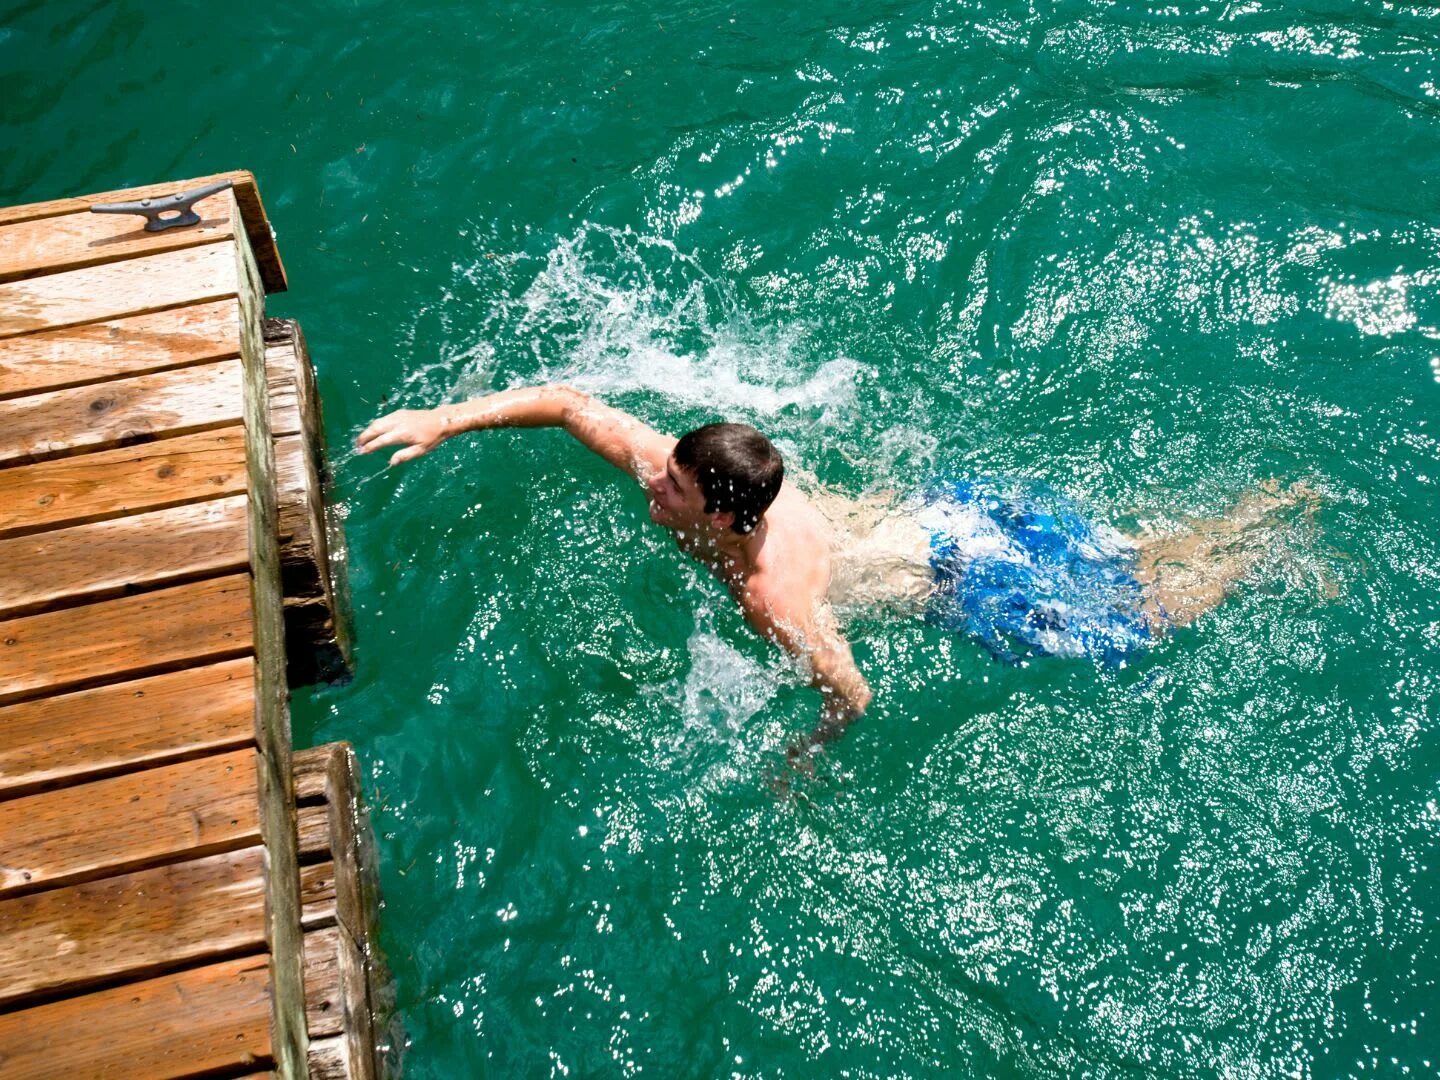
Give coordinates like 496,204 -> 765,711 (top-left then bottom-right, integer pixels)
917,480 -> 1153,664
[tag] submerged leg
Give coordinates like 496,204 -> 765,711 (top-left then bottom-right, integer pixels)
1131,481 -> 1320,630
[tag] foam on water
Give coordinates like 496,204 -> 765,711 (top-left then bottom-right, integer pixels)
378,223 -> 872,443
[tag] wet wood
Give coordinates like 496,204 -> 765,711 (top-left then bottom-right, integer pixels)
0,657 -> 255,798
0,574 -> 253,707
0,170 -> 287,293
0,748 -> 259,896
0,299 -> 240,400
0,953 -> 273,1079
0,241 -> 240,339
268,318 -> 353,684
0,495 -> 250,621
0,846 -> 267,1007
0,358 -> 244,466
0,424 -> 247,539
0,189 -> 236,285
293,742 -> 385,1079
294,743 -> 374,950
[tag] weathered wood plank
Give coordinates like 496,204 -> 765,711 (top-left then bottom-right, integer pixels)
0,241 -> 238,339
0,424 -> 246,539
294,743 -> 378,953
234,191 -> 310,1078
305,926 -> 346,1037
0,358 -> 244,466
0,846 -> 267,1007
0,495 -> 250,620
269,318 -> 352,685
305,924 -> 375,1079
267,339 -> 303,438
301,860 -> 339,930
0,169 -> 286,293
298,801 -> 331,860
0,657 -> 255,798
0,574 -> 253,707
0,748 -> 260,896
0,299 -> 240,399
0,189 -> 236,285
309,1035 -> 354,1080
0,953 -> 273,1079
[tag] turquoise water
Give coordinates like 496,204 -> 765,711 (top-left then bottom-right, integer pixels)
6,1 -> 1440,1074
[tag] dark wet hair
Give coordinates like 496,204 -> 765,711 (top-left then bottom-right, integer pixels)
674,423 -> 784,535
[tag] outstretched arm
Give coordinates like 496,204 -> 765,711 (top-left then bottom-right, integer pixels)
356,384 -> 674,481
741,592 -> 872,760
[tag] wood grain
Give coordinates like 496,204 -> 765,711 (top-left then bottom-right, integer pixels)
0,242 -> 238,339
0,424 -> 247,538
0,169 -> 286,293
298,802 -> 331,860
0,748 -> 260,896
301,860 -> 338,930
0,358 -> 243,466
233,199 -> 310,1076
0,299 -> 240,399
0,952 -> 273,1079
0,845 -> 267,1007
305,926 -> 345,1037
0,657 -> 255,798
0,495 -> 250,620
0,189 -> 235,285
0,574 -> 253,707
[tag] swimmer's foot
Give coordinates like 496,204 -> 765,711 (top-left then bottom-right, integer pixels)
1133,479 -> 1326,629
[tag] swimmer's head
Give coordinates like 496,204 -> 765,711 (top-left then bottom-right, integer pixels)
659,422 -> 784,535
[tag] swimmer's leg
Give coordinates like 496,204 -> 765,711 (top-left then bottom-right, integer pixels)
1130,481 -> 1320,630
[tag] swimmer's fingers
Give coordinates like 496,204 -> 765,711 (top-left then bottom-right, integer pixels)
359,408 -> 455,464
357,409 -> 426,453
388,444 -> 432,467
356,412 -> 401,451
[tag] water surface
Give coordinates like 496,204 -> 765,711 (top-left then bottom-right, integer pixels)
5,1 -> 1438,1075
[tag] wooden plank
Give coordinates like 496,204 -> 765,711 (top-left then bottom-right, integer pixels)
267,339 -> 303,438
0,574 -> 253,707
0,241 -> 238,339
0,424 -> 246,539
269,318 -> 353,686
0,188 -> 236,285
0,846 -> 267,1007
0,495 -> 250,620
0,169 -> 286,293
305,926 -> 345,1037
309,1035 -> 354,1080
298,802 -> 331,860
0,748 -> 259,896
0,657 -> 255,798
305,924 -> 375,1079
0,953 -> 273,1079
234,185 -> 309,1078
0,358 -> 244,466
301,861 -> 338,930
0,299 -> 240,400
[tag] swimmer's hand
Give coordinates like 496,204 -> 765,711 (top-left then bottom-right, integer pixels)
356,408 -> 453,467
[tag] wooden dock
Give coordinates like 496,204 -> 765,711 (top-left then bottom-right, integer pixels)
0,172 -> 383,1078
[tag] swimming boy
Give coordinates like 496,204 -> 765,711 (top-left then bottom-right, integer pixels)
358,384 -> 1304,760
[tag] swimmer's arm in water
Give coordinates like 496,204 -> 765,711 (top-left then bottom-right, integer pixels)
357,384 -> 673,480
740,591 -> 872,752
